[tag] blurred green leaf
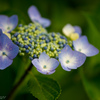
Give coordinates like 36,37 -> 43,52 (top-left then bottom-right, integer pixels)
81,12 -> 100,76
12,55 -> 31,85
80,67 -> 100,100
8,55 -> 31,99
0,67 -> 15,96
83,13 -> 100,49
79,12 -> 100,100
27,74 -> 61,100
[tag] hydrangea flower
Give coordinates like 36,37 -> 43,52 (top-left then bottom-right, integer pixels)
11,22 -> 99,74
62,24 -> 81,41
59,45 -> 86,71
0,29 -> 19,70
0,15 -> 18,38
32,52 -> 59,75
73,36 -> 99,57
28,5 -> 51,28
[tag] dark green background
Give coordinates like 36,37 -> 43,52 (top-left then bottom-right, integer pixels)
0,0 -> 100,100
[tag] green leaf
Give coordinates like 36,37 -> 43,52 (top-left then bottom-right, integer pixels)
12,55 -> 31,85
83,13 -> 100,49
80,67 -> 100,100
79,12 -> 100,100
27,74 -> 61,100
0,67 -> 15,96
81,12 -> 100,76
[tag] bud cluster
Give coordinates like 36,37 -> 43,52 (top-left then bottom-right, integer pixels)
11,23 -> 72,60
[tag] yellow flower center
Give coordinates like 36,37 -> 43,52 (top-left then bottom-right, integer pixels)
69,33 -> 79,41
3,32 -> 11,39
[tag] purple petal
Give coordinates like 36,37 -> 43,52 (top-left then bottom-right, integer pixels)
37,69 -> 55,75
28,5 -> 41,22
0,15 -> 18,33
5,41 -> 19,59
73,36 -> 99,57
47,58 -> 59,70
0,15 -> 8,23
0,30 -> 5,50
0,32 -> 19,59
38,17 -> 51,27
0,29 -> 3,35
0,15 -> 9,32
74,26 -> 82,36
8,15 -> 18,32
0,55 -> 13,70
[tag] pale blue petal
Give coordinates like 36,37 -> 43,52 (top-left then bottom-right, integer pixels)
60,63 -> 71,71
32,53 -> 58,75
32,59 -> 42,70
59,49 -> 77,69
72,51 -> 86,67
73,36 -> 99,56
74,26 -> 82,36
59,45 -> 73,63
38,17 -> 51,27
82,44 -> 99,57
47,58 -> 59,70
39,52 -> 50,63
37,69 -> 55,75
0,56 -> 13,70
73,36 -> 89,51
59,45 -> 86,71
60,45 -> 72,53
28,5 -> 41,22
59,46 -> 76,69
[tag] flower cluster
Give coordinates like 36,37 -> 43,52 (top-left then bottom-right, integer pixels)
11,23 -> 68,61
0,5 -> 99,75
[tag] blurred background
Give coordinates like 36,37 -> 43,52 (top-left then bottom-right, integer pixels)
0,0 -> 100,100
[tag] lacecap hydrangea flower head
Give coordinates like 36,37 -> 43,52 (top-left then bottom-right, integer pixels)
0,6 -> 99,75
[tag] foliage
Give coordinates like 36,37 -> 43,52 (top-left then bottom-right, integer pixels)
0,0 -> 100,100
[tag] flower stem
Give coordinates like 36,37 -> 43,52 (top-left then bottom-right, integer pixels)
6,63 -> 33,100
